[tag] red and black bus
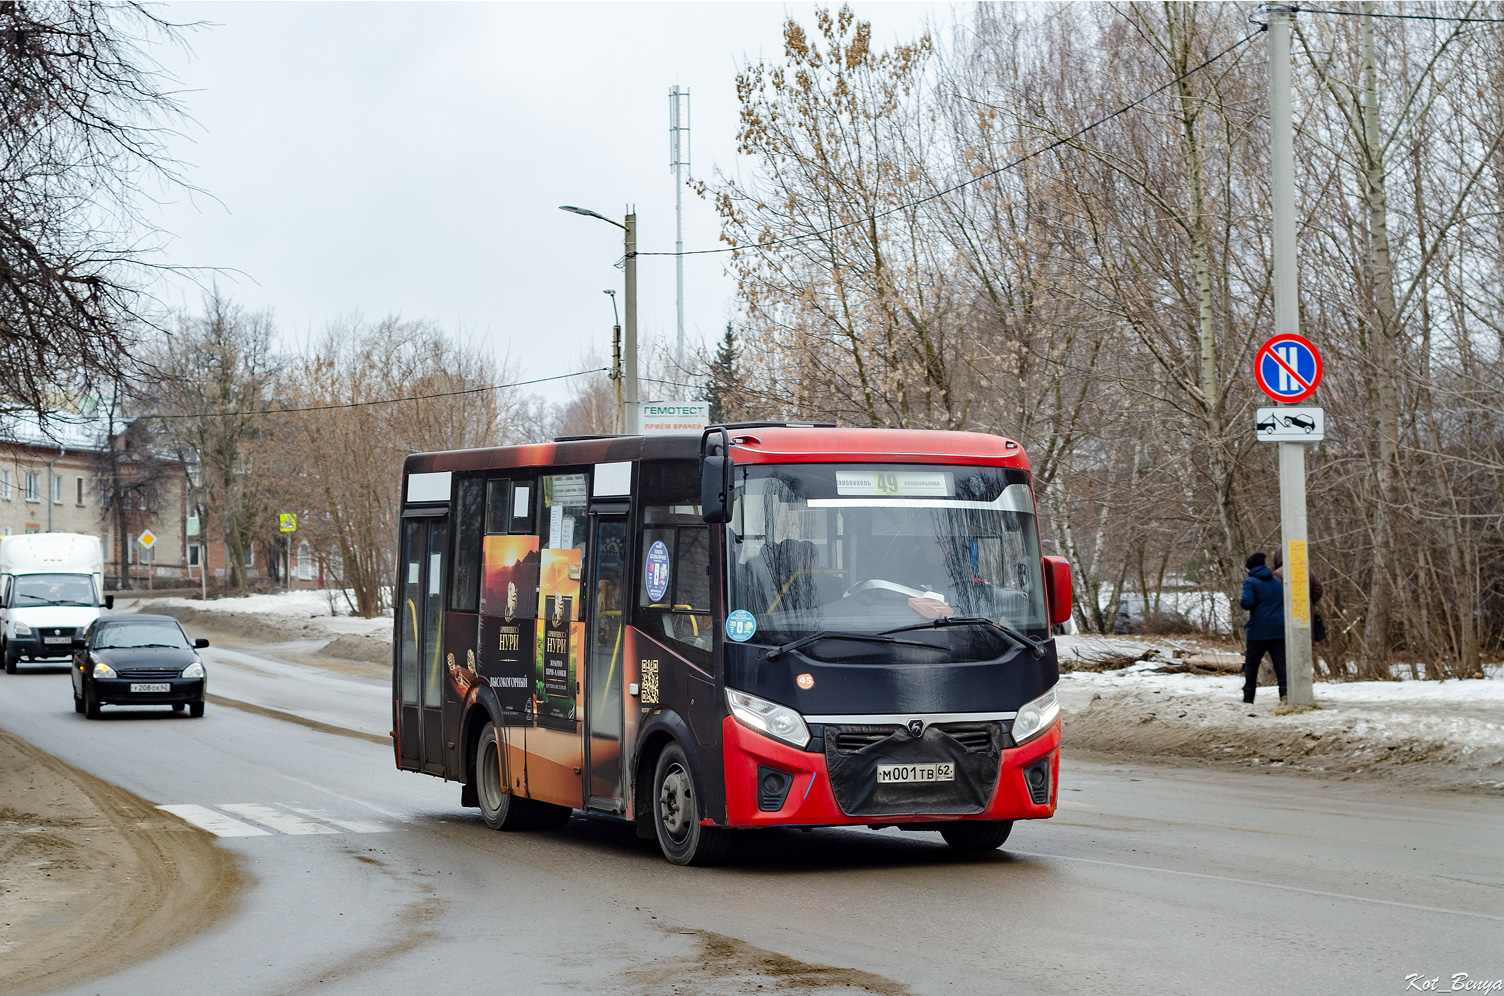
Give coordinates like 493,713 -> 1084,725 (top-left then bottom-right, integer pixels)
394,424 -> 1072,864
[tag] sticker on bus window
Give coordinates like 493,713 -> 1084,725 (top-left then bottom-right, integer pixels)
726,609 -> 757,642
835,470 -> 954,497
644,540 -> 671,602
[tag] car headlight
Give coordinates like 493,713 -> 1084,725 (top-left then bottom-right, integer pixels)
726,688 -> 810,748
1012,688 -> 1059,745
14,623 -> 31,635
92,660 -> 118,679
182,661 -> 205,679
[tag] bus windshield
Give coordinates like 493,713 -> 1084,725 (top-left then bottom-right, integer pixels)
727,464 -> 1049,658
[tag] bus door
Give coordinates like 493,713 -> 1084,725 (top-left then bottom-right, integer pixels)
397,512 -> 449,774
584,508 -> 629,814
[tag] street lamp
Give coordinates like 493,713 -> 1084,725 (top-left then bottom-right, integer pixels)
560,205 -> 638,434
603,289 -> 622,433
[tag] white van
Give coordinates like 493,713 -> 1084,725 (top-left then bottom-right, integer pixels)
0,533 -> 112,674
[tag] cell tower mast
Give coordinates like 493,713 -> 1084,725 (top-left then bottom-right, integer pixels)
668,85 -> 690,373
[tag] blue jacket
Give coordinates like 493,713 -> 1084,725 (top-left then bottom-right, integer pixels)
1240,565 -> 1284,640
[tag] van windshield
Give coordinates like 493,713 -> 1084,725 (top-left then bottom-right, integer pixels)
12,574 -> 97,607
727,463 -> 1048,660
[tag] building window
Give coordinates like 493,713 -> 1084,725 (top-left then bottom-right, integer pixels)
245,545 -> 255,569
51,475 -> 62,504
189,545 -> 201,567
24,473 -> 39,502
1,470 -> 10,500
297,541 -> 312,581
76,478 -> 85,506
0,526 -> 11,537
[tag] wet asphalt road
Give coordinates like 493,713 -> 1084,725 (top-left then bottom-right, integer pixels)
0,647 -> 1500,996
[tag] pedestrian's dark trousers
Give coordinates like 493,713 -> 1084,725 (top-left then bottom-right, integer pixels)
1243,638 -> 1288,703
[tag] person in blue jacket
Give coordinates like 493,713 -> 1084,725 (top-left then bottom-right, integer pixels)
1240,551 -> 1286,704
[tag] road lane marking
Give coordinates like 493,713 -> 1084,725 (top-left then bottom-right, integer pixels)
1008,848 -> 1504,922
285,805 -> 388,834
219,803 -> 341,835
157,804 -> 271,837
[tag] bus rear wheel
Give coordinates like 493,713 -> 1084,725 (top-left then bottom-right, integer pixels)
939,820 -> 1013,852
652,741 -> 728,866
477,722 -> 536,831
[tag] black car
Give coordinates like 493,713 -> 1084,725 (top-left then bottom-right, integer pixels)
72,615 -> 210,719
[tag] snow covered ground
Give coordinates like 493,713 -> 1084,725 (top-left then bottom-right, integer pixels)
130,590 -> 392,638
1056,635 -> 1504,793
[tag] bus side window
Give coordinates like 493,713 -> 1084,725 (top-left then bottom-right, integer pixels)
637,509 -> 712,662
485,479 -> 510,534
510,480 -> 533,534
450,475 -> 484,612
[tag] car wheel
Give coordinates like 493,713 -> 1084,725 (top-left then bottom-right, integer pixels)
3,640 -> 17,675
74,691 -> 84,714
476,722 -> 537,830
652,741 -> 728,866
188,699 -> 205,718
84,683 -> 101,719
939,820 -> 1013,852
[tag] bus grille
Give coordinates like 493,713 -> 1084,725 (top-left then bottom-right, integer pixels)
831,722 -> 1002,754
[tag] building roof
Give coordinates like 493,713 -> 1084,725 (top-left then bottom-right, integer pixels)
0,408 -> 117,453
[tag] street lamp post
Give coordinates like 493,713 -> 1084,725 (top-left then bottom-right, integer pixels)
603,289 -> 623,433
560,205 -> 638,434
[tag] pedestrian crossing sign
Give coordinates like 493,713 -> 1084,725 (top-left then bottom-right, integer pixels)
280,513 -> 297,533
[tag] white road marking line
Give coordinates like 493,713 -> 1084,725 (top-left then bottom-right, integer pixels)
284,806 -> 388,834
218,803 -> 341,835
157,804 -> 271,837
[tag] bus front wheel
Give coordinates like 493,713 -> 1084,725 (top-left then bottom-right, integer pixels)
939,820 -> 1013,852
477,722 -> 536,831
652,741 -> 728,866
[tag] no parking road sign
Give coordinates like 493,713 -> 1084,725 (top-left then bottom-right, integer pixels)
1255,333 -> 1322,403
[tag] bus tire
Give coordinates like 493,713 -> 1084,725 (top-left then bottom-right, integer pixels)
652,741 -> 728,866
3,641 -> 17,675
939,820 -> 1013,852
477,722 -> 536,831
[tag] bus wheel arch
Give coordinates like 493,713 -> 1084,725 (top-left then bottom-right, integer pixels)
459,703 -> 494,808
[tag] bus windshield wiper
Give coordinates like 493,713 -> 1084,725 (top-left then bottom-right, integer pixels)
878,616 -> 1046,658
765,630 -> 944,661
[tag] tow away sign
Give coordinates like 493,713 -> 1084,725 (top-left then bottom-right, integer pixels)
1255,406 -> 1325,442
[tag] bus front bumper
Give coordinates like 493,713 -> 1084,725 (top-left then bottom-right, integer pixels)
720,715 -> 1060,828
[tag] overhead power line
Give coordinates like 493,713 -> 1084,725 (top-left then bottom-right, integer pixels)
633,25 -> 1267,260
1294,5 -> 1504,23
146,367 -> 611,420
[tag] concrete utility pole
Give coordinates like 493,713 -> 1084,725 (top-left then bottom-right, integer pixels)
560,205 -> 640,434
624,210 -> 639,434
669,86 -> 690,373
1270,6 -> 1315,706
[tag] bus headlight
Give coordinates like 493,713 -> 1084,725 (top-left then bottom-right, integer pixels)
726,688 -> 810,749
13,623 -> 31,636
1012,688 -> 1059,745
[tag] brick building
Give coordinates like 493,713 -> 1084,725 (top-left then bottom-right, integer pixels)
0,411 -> 192,587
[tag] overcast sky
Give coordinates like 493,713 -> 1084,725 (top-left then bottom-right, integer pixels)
151,1 -> 949,407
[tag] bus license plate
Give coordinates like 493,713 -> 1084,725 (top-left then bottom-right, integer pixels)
876,762 -> 954,784
130,683 -> 171,693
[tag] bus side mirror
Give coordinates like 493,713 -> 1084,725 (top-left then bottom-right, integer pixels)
104,595 -> 114,610
1042,556 -> 1073,626
701,455 -> 730,523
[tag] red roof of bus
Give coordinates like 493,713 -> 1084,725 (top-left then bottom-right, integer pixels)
724,427 -> 1029,470
403,426 -> 1030,476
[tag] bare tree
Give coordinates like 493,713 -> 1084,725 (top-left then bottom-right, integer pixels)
0,2 -> 195,419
